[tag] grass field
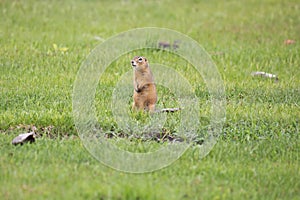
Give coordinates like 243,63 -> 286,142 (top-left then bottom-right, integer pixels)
1,0 -> 299,199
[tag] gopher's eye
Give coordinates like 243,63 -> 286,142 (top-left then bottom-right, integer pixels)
138,57 -> 143,62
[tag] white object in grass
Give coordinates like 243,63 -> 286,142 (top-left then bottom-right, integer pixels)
251,71 -> 278,80
12,132 -> 35,145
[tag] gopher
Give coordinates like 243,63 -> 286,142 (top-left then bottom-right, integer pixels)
131,56 -> 157,113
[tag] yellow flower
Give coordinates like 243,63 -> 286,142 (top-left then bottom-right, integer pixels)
59,47 -> 68,52
53,43 -> 58,51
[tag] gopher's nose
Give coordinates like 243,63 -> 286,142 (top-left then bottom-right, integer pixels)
131,60 -> 136,67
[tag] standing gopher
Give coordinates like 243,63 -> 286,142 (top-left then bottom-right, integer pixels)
131,56 -> 157,113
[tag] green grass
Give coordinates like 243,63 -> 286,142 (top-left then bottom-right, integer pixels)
1,0 -> 299,199
1,135 -> 299,200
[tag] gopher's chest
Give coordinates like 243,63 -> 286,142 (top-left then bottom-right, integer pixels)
134,83 -> 155,93
133,83 -> 157,105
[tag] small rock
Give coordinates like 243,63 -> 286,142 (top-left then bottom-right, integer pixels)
158,40 -> 180,50
251,71 -> 279,81
12,132 -> 36,145
284,39 -> 296,45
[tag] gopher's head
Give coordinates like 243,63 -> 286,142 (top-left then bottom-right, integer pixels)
131,56 -> 148,70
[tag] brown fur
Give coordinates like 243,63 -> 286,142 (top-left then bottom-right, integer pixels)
131,56 -> 157,113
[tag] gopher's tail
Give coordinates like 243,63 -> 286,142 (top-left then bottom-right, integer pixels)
156,108 -> 181,113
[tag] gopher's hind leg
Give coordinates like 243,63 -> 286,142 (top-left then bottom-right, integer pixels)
147,103 -> 156,113
132,99 -> 145,111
